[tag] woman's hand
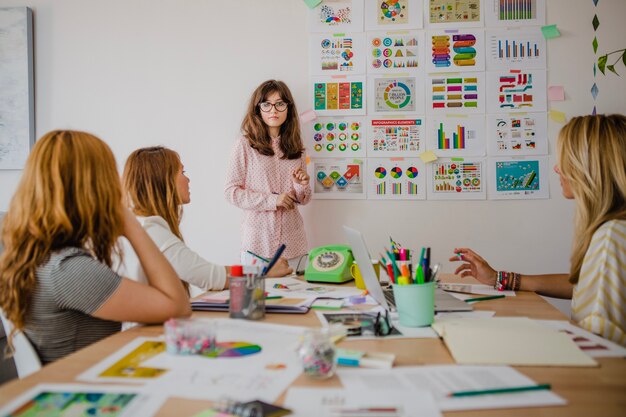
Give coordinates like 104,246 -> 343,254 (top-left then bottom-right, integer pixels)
276,192 -> 297,210
266,257 -> 293,277
292,168 -> 310,186
449,247 -> 497,286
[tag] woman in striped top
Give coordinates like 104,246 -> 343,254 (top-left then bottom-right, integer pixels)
0,131 -> 191,363
450,114 -> 626,346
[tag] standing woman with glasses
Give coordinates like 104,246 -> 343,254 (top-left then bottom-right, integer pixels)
225,80 -> 311,270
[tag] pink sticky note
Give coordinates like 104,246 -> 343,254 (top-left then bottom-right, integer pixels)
548,86 -> 565,101
299,109 -> 317,123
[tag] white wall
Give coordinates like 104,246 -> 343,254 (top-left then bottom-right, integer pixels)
1,0 -> 625,280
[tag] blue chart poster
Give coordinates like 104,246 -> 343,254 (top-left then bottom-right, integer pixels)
490,157 -> 549,200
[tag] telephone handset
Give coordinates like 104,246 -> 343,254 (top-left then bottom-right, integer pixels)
304,244 -> 355,284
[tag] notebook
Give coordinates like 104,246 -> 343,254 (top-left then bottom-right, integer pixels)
343,225 -> 472,313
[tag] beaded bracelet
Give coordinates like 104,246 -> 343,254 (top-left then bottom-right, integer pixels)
495,271 -> 521,291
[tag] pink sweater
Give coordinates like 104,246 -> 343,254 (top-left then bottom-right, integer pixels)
224,136 -> 311,259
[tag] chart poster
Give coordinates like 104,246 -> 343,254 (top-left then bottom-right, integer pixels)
484,0 -> 546,27
426,114 -> 486,157
312,76 -> 366,116
486,69 -> 547,113
311,158 -> 366,199
367,117 -> 426,157
365,0 -> 424,30
304,117 -> 366,157
426,29 -> 485,73
425,0 -> 483,28
487,112 -> 548,156
368,157 -> 426,200
310,32 -> 366,76
366,31 -> 424,74
308,0 -> 364,33
485,28 -> 546,70
368,76 -> 424,115
428,73 -> 485,114
427,158 -> 486,200
488,156 -> 549,199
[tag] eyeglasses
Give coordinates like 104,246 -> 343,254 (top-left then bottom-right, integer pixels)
259,101 -> 288,112
374,311 -> 393,337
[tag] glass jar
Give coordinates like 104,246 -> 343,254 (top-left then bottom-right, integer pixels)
297,329 -> 337,379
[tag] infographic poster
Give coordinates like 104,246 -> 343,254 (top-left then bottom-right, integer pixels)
312,158 -> 366,199
305,117 -> 366,157
426,114 -> 486,157
368,158 -> 426,200
426,29 -> 485,73
365,0 -> 424,30
425,0 -> 483,28
485,28 -> 546,70
368,76 -> 424,115
366,31 -> 423,74
310,32 -> 366,76
484,0 -> 546,27
428,73 -> 485,114
486,70 -> 547,113
312,76 -> 366,116
488,156 -> 549,199
367,117 -> 425,157
308,0 -> 365,33
486,113 -> 548,156
427,158 -> 486,200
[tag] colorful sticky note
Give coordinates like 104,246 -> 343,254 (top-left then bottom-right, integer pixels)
305,156 -> 311,165
299,109 -> 317,123
419,151 -> 438,163
549,109 -> 567,123
303,0 -> 322,8
541,24 -> 561,39
548,86 -> 565,101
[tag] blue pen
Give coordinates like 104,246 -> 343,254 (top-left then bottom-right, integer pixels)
262,243 -> 286,275
424,247 -> 431,282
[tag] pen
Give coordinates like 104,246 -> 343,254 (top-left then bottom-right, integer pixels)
246,250 -> 270,263
262,243 -> 286,275
448,383 -> 551,397
272,191 -> 300,204
265,295 -> 283,300
464,294 -> 506,303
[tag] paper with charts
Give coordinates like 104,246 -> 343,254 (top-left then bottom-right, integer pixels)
309,32 -> 366,76
425,0 -> 483,28
488,157 -> 549,200
486,28 -> 547,70
312,157 -> 365,199
313,76 -> 366,116
368,157 -> 426,200
367,117 -> 425,157
484,0 -> 546,27
308,0 -> 364,33
426,28 -> 485,73
365,0 -> 424,31
305,116 -> 366,157
366,30 -> 423,74
487,112 -> 548,155
487,69 -> 547,113
369,75 -> 423,115
428,158 -> 486,200
427,114 -> 486,157
428,73 -> 485,114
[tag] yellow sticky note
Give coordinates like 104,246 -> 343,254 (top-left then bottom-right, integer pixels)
306,156 -> 311,165
549,109 -> 566,123
419,151 -> 438,163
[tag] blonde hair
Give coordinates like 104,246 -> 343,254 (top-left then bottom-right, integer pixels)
557,114 -> 626,284
0,130 -> 124,333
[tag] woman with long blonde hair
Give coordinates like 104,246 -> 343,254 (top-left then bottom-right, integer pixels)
450,114 -> 626,346
122,146 -> 291,293
0,131 -> 190,363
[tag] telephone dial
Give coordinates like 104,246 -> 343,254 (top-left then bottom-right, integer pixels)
304,244 -> 354,284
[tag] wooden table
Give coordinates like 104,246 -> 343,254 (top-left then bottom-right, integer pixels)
1,276 -> 625,416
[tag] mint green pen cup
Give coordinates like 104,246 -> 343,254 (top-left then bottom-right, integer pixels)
392,281 -> 435,327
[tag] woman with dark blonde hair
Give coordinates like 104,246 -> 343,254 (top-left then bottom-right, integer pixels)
0,131 -> 190,364
122,146 -> 291,292
225,80 -> 311,269
450,114 -> 626,346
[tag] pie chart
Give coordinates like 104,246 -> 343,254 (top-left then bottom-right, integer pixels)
375,167 -> 387,178
201,342 -> 262,358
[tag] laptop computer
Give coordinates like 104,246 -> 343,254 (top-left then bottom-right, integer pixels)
343,225 -> 473,313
